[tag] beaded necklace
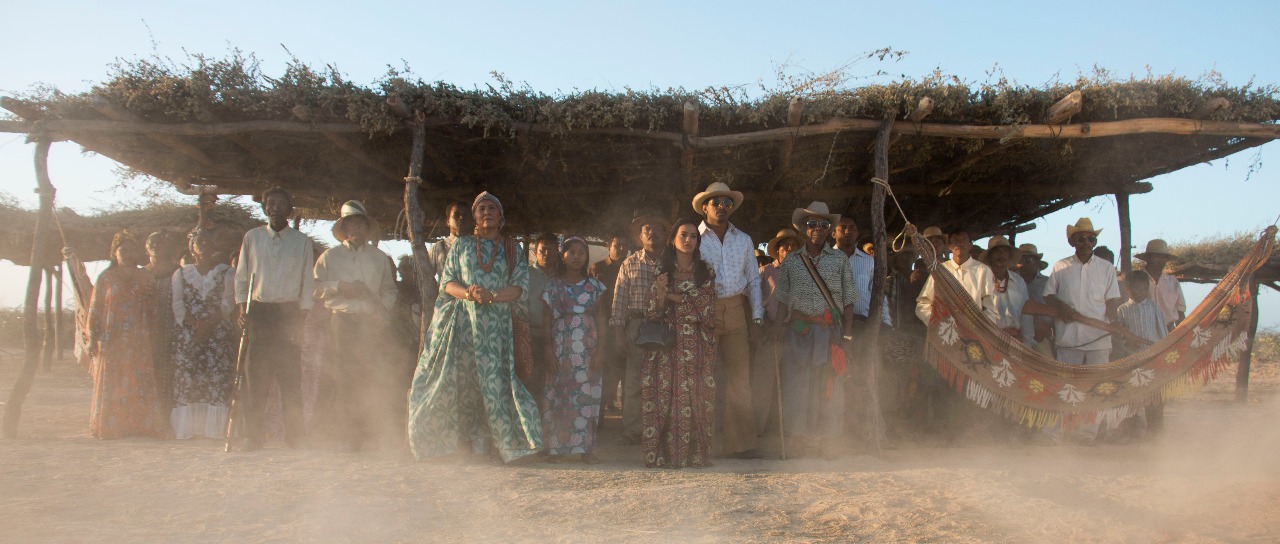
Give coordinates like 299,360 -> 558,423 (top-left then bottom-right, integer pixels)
475,237 -> 501,273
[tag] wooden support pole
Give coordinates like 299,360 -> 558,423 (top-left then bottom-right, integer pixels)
54,263 -> 63,362
1116,192 -> 1133,274
681,101 -> 699,193
779,97 -> 804,170
404,112 -> 435,345
41,267 -> 55,371
1236,279 -> 1261,403
1045,91 -> 1083,124
4,139 -> 54,438
863,114 -> 896,458
91,97 -> 216,167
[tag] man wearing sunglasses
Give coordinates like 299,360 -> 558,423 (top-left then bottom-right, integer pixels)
1043,218 -> 1122,367
693,182 -> 763,459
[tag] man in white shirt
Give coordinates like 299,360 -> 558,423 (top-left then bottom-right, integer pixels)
314,200 -> 398,451
1136,239 -> 1186,332
915,230 -> 998,325
234,187 -> 316,450
834,217 -> 892,326
694,182 -> 762,458
1043,218 -> 1123,365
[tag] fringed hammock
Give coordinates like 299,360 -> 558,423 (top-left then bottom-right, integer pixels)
916,226 -> 1277,429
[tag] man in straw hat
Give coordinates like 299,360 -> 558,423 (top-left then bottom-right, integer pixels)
694,182 -> 764,458
1136,238 -> 1185,331
1015,243 -> 1054,355
978,236 -> 1027,338
234,187 -> 316,450
751,227 -> 803,435
314,200 -> 398,450
773,202 -> 857,457
610,209 -> 670,444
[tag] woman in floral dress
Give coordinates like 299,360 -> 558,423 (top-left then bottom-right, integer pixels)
86,231 -> 168,439
407,192 -> 543,463
169,229 -> 236,440
641,218 -> 717,468
540,236 -> 608,464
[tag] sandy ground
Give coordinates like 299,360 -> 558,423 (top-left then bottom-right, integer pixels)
1,350 -> 1278,544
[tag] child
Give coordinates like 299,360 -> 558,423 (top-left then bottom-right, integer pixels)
1114,270 -> 1168,439
541,236 -> 609,464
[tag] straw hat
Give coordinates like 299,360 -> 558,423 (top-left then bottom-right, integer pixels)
791,201 -> 841,232
980,235 -> 1021,265
629,208 -> 672,242
691,182 -> 744,215
922,226 -> 945,240
1136,239 -> 1178,261
1017,243 -> 1043,259
1066,217 -> 1103,239
331,200 -> 380,243
766,228 -> 804,260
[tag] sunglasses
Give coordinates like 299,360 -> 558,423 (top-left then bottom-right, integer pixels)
804,219 -> 833,230
708,197 -> 736,208
1072,235 -> 1098,243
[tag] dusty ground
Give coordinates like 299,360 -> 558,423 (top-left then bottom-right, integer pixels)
1,350 -> 1278,543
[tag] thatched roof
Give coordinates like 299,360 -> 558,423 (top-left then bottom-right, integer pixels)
1169,231 -> 1280,291
2,54 -> 1278,242
0,200 -> 264,266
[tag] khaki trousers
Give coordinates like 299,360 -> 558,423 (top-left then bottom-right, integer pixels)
713,296 -> 756,454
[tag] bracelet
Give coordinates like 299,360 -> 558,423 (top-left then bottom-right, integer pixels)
842,334 -> 855,341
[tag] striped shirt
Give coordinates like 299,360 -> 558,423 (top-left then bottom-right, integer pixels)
610,248 -> 662,326
776,247 -> 857,319
698,222 -> 763,320
1116,299 -> 1168,343
847,248 -> 892,325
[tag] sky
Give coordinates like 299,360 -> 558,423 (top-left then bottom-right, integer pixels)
1,1 -> 1278,325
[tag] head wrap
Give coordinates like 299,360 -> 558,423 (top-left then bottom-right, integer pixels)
560,235 -> 588,253
472,191 -> 505,228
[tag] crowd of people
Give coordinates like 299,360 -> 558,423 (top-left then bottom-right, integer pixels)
73,181 -> 1186,465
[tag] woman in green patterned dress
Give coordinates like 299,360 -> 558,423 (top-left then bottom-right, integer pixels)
407,192 -> 543,463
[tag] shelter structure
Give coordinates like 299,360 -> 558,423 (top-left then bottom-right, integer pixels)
2,55 -> 1278,439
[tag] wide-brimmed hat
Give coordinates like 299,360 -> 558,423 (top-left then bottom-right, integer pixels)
692,182 -> 744,215
922,226 -> 945,240
766,228 -> 804,260
1066,217 -> 1103,239
791,201 -> 841,232
980,235 -> 1021,266
629,209 -> 672,242
332,200 -> 380,243
1136,239 -> 1178,261
1017,243 -> 1043,259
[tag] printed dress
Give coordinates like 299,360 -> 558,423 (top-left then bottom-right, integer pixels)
407,235 -> 543,462
541,277 -> 607,455
169,264 -> 236,439
641,270 -> 717,468
87,266 -> 168,439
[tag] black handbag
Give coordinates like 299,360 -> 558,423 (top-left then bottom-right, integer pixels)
633,318 -> 674,350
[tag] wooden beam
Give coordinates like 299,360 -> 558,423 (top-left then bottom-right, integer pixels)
293,105 -> 404,184
681,101 -> 699,192
1191,97 -> 1231,120
91,97 -> 215,167
4,139 -> 54,438
749,180 -> 1153,200
0,97 -> 44,120
0,117 -> 368,137
1116,192 -> 1133,274
907,97 -> 934,123
1044,91 -> 1082,124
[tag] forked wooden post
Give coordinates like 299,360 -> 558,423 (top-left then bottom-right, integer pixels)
863,114 -> 896,458
1116,192 -> 1133,274
681,101 -> 699,193
4,139 -> 55,438
54,263 -> 64,362
1236,279 -> 1261,403
404,112 -> 435,345
41,267 -> 55,371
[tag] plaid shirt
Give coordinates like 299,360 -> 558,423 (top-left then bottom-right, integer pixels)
610,249 -> 662,326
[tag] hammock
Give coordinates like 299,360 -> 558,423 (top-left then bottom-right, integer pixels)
917,226 -> 1276,429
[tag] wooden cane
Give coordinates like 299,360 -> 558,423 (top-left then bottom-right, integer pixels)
773,339 -> 786,461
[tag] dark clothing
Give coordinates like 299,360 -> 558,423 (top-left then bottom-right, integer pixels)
329,312 -> 400,449
244,301 -> 305,445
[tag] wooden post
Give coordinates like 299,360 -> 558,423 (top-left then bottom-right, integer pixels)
1116,192 -> 1132,274
681,101 -> 699,193
863,114 -> 897,457
1045,91 -> 1083,124
41,267 -> 55,371
1236,279 -> 1261,403
4,139 -> 55,438
54,263 -> 64,362
404,112 -> 435,345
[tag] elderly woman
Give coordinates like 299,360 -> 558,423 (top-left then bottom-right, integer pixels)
87,230 -> 169,439
407,192 -> 543,463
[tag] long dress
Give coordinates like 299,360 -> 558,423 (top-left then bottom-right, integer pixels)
541,277 -> 607,455
169,264 -> 236,439
641,270 -> 717,468
407,235 -> 543,462
87,266 -> 168,439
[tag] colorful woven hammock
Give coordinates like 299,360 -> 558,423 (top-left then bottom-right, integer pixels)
918,226 -> 1276,429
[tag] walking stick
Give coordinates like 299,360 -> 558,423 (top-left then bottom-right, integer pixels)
773,340 -> 785,461
225,274 -> 254,452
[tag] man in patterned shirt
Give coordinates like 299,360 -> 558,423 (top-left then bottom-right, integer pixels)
610,210 -> 669,444
773,201 -> 857,458
694,182 -> 763,459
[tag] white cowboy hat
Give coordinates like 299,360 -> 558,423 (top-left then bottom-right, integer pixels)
331,200 -> 380,243
1066,217 -> 1103,239
1136,239 -> 1178,261
791,201 -> 841,232
766,228 -> 805,260
691,182 -> 744,215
